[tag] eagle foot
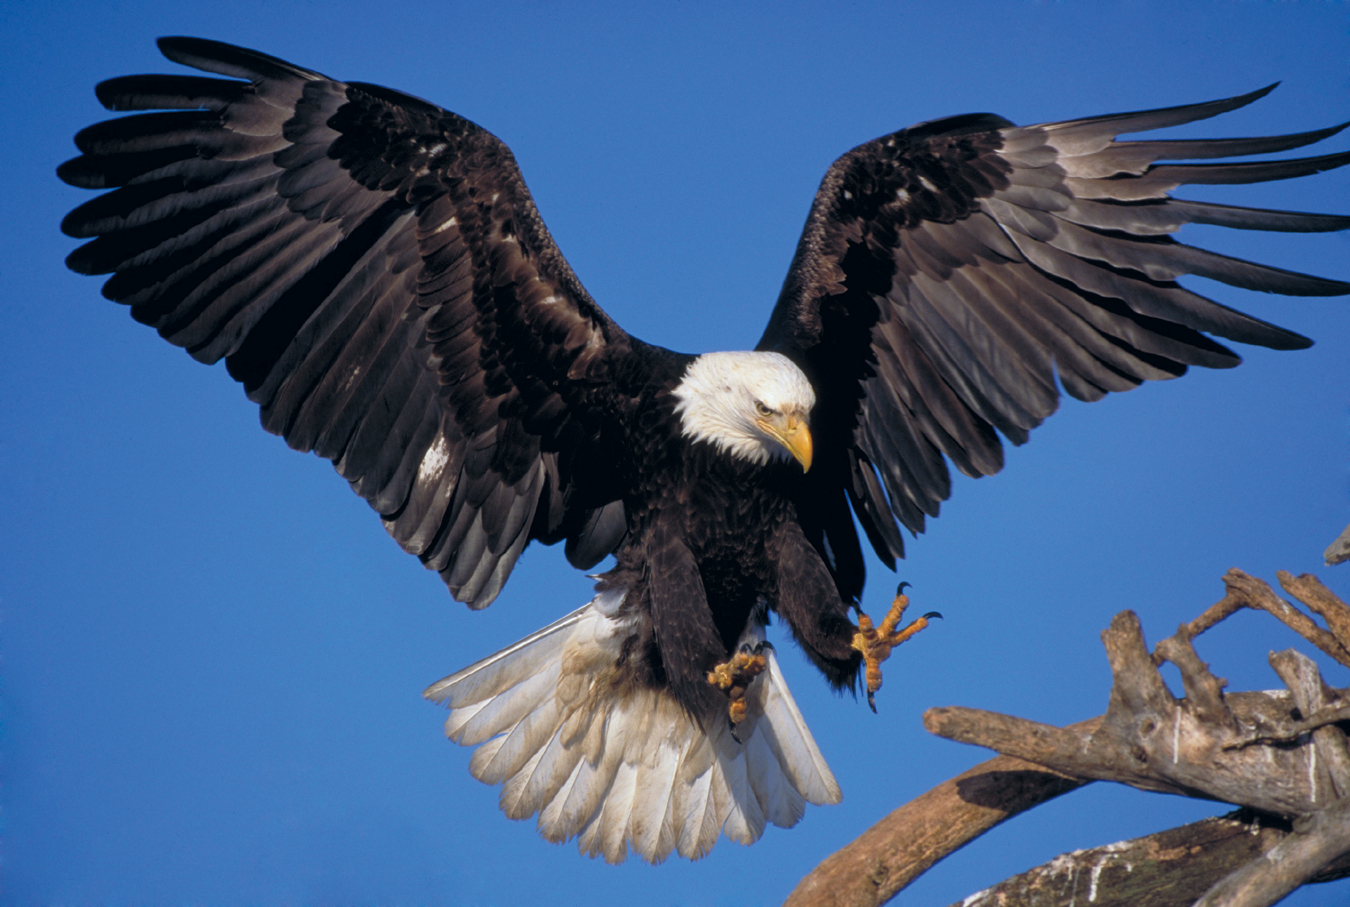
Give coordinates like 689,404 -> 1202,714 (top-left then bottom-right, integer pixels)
707,646 -> 769,729
852,583 -> 942,712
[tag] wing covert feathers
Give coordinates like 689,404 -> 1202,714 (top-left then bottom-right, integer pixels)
423,590 -> 841,864
760,86 -> 1349,586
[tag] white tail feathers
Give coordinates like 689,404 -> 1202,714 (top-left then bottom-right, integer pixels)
423,589 -> 841,864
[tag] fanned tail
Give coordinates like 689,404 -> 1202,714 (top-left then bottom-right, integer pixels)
423,588 -> 841,864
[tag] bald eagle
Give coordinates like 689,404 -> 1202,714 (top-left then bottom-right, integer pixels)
59,38 -> 1349,864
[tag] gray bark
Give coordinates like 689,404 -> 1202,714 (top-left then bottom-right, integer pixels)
789,569 -> 1350,907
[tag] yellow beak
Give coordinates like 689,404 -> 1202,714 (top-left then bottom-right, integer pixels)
761,413 -> 813,473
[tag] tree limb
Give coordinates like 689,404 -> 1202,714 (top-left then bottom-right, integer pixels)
1183,569 -> 1350,667
952,811 -> 1350,907
782,721 -> 1098,907
926,613 -> 1329,814
787,570 -> 1350,907
923,573 -> 1350,907
1278,571 -> 1350,655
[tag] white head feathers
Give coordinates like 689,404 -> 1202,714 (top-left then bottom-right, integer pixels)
672,351 -> 816,467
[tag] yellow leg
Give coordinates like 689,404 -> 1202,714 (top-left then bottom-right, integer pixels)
851,584 -> 941,711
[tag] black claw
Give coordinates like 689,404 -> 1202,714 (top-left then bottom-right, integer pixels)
895,581 -> 912,596
729,718 -> 743,743
757,640 -> 775,653
738,642 -> 752,654
923,611 -> 943,621
867,690 -> 878,713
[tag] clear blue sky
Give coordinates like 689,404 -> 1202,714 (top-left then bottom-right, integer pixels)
4,2 -> 1349,904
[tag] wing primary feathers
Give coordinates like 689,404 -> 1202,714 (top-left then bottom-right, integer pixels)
60,38 -> 638,607
762,84 -> 1347,588
1058,197 -> 1350,236
1032,83 -> 1278,150
1144,149 -> 1350,188
93,74 -> 249,112
1118,121 -> 1350,161
156,36 -> 325,82
1163,200 -> 1350,234
1062,122 -> 1350,178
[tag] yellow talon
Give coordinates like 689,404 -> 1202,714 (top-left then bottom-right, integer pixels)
707,649 -> 768,725
851,585 -> 940,711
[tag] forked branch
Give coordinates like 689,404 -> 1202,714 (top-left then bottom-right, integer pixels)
787,570 -> 1350,907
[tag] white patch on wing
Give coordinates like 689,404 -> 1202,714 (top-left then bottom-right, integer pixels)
424,591 -> 839,864
416,432 -> 452,485
672,351 -> 815,466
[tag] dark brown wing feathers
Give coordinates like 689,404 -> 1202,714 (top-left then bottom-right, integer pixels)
760,87 -> 1349,595
59,37 -> 635,607
61,41 -> 1349,623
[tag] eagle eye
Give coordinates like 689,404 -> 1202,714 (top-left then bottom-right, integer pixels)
754,400 -> 773,417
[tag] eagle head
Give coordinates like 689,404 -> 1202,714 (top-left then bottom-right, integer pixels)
672,351 -> 815,470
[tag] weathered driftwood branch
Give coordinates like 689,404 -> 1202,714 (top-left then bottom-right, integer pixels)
782,722 -> 1098,907
923,571 -> 1350,907
925,617 -> 1343,814
786,570 -> 1350,907
1193,803 -> 1350,907
1181,569 -> 1350,667
952,810 -> 1350,907
1278,571 -> 1350,655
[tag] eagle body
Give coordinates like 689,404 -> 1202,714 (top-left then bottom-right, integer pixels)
60,38 -> 1350,863
421,351 -> 851,864
576,350 -> 857,716
601,425 -> 853,706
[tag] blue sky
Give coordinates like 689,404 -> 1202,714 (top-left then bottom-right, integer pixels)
4,2 -> 1350,904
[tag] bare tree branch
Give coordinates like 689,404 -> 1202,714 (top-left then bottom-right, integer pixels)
1279,571 -> 1350,653
926,612 -> 1331,814
924,573 -> 1350,907
1192,804 -> 1350,907
787,570 -> 1350,907
953,811 -> 1350,907
1183,569 -> 1350,667
783,723 -> 1097,907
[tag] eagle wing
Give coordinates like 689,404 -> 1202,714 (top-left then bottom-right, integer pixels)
59,37 -> 636,608
757,87 -> 1350,602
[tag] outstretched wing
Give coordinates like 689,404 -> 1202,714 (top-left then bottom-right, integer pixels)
758,87 -> 1350,602
59,37 -> 638,608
